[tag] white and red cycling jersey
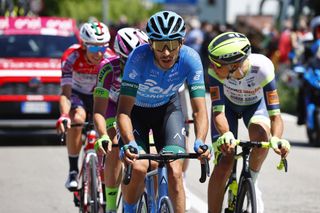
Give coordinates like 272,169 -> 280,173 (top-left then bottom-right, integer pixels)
61,44 -> 115,95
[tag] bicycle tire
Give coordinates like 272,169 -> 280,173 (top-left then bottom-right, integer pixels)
137,192 -> 148,213
159,197 -> 174,213
117,192 -> 124,213
79,163 -> 86,213
79,186 -> 85,213
89,154 -> 99,213
235,178 -> 257,213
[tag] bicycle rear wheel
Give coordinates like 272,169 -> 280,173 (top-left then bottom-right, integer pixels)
159,197 -> 174,213
235,178 -> 256,213
89,154 -> 99,213
116,192 -> 124,213
137,192 -> 148,213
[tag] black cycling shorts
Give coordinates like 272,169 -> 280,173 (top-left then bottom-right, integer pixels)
119,93 -> 187,153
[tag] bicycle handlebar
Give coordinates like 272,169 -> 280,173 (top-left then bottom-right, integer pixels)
123,145 -> 210,185
59,119 -> 68,143
59,121 -> 94,144
233,140 -> 288,172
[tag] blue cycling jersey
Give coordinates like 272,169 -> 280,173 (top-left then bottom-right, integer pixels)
120,44 -> 205,107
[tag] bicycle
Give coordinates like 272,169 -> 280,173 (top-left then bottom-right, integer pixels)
60,120 -> 105,213
122,145 -> 210,213
222,140 -> 288,213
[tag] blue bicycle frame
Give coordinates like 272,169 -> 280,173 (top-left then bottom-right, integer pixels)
145,162 -> 170,213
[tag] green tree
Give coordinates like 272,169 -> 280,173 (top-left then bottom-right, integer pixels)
41,0 -> 162,25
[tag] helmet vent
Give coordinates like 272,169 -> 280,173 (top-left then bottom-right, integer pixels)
151,18 -> 160,34
124,32 -> 132,40
172,18 -> 182,34
85,31 -> 90,38
163,11 -> 169,19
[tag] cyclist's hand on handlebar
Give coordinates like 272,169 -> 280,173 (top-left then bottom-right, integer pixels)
215,131 -> 236,155
56,114 -> 71,134
94,134 -> 112,155
119,141 -> 139,164
193,139 -> 212,160
270,136 -> 291,158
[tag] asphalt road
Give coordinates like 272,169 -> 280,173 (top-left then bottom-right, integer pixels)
0,93 -> 319,213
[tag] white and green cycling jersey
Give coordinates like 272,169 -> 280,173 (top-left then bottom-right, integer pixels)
208,53 -> 280,116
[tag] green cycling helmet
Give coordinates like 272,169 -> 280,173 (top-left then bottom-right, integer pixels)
208,32 -> 251,66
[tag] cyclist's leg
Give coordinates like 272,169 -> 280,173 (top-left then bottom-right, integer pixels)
120,106 -> 150,212
178,86 -> 191,211
65,92 -> 89,190
154,94 -> 186,213
104,115 -> 122,212
243,100 -> 270,175
243,100 -> 270,213
178,85 -> 190,172
207,103 -> 238,213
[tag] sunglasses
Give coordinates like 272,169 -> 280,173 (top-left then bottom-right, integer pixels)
86,44 -> 108,53
209,56 -> 243,73
151,40 -> 181,52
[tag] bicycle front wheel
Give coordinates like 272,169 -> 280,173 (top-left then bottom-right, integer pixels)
89,155 -> 99,213
159,197 -> 174,213
235,178 -> 257,213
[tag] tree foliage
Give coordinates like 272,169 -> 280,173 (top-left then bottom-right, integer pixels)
40,0 -> 162,25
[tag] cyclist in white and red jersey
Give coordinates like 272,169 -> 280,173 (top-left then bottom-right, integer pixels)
206,32 -> 291,213
93,27 -> 149,213
56,21 -> 111,191
117,11 -> 211,213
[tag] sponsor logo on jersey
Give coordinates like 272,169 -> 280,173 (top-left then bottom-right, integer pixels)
210,86 -> 220,101
266,90 -> 279,105
193,70 -> 203,81
121,81 -> 139,89
139,79 -> 181,95
251,66 -> 259,74
98,63 -> 112,83
129,69 -> 138,79
190,84 -> 205,92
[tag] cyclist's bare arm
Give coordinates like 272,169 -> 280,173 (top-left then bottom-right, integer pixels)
269,114 -> 284,138
269,114 -> 290,157
59,84 -> 72,114
190,97 -> 208,142
212,111 -> 235,154
57,85 -> 72,133
212,111 -> 230,135
93,96 -> 109,137
117,95 -> 136,144
117,95 -> 137,164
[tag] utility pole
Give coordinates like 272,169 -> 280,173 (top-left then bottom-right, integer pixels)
102,0 -> 109,24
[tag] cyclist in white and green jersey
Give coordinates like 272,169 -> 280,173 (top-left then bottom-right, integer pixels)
206,32 -> 291,213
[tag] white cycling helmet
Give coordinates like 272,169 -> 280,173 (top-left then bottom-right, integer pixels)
80,21 -> 111,44
114,27 -> 149,58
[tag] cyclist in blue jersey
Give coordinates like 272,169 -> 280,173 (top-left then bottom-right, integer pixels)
116,11 -> 211,213
206,32 -> 291,213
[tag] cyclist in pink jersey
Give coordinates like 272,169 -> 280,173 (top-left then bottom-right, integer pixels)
56,21 -> 111,191
93,27 -> 149,213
